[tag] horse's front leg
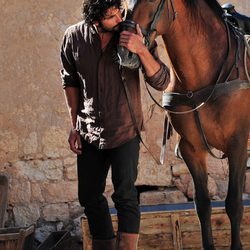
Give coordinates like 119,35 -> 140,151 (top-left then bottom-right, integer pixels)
179,139 -> 215,250
225,136 -> 248,250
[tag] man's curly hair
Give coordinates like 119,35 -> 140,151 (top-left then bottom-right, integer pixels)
82,0 -> 122,24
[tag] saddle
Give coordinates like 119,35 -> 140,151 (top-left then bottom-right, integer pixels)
225,12 -> 250,35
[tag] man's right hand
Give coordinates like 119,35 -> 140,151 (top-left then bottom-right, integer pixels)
68,128 -> 82,154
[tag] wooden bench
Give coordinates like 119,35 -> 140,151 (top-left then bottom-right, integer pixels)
81,200 -> 250,250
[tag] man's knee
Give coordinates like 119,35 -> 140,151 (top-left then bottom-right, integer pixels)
111,185 -> 138,206
78,190 -> 107,207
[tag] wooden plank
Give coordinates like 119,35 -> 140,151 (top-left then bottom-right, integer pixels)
0,174 -> 8,228
170,214 -> 182,250
138,233 -> 174,250
81,218 -> 92,250
81,204 -> 250,249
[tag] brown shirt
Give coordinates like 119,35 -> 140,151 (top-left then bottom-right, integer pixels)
60,21 -> 169,149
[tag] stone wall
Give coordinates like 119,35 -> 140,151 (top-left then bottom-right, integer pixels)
0,0 -> 249,242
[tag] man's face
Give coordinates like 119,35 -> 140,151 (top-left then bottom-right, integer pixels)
99,6 -> 123,32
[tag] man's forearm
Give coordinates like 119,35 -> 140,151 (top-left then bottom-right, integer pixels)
137,46 -> 161,77
64,87 -> 80,129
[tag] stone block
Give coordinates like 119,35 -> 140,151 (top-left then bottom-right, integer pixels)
43,160 -> 63,180
64,157 -> 76,166
31,183 -> 45,202
173,174 -> 193,196
42,126 -> 70,158
69,201 -> 84,218
216,179 -> 228,199
42,203 -> 69,221
12,159 -> 63,181
23,132 -> 38,155
187,180 -> 194,199
72,215 -> 83,238
208,175 -> 218,198
106,169 -> 112,186
35,224 -> 56,244
136,153 -> 172,186
65,165 -> 77,180
13,204 -> 40,226
42,181 -> 78,203
207,155 -> 228,178
0,130 -> 18,153
140,188 -> 188,205
104,184 -> 115,208
174,174 -> 218,200
245,171 -> 250,194
9,178 -> 31,204
172,163 -> 189,177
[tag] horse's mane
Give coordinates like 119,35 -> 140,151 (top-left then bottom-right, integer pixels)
184,0 -> 224,21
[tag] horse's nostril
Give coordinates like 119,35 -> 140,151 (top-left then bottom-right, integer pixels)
116,45 -> 140,69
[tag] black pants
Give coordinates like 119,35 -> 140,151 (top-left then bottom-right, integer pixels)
77,136 -> 140,240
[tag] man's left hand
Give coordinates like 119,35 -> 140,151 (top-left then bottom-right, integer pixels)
119,24 -> 146,54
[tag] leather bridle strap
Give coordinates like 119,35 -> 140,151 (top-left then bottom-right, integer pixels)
193,109 -> 226,160
142,0 -> 166,47
167,0 -> 177,21
148,0 -> 166,32
120,67 -> 162,165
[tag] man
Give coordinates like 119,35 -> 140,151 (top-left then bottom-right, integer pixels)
60,0 -> 169,249
222,3 -> 250,34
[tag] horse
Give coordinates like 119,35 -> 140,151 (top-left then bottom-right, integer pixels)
117,0 -> 250,249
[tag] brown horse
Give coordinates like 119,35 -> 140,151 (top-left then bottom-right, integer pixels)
118,0 -> 250,249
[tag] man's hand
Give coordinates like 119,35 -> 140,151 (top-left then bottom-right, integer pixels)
68,128 -> 82,154
119,24 -> 146,55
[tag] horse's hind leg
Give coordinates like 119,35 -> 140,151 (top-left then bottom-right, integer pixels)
179,139 -> 215,250
225,136 -> 248,250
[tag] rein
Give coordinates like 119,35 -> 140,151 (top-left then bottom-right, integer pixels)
141,0 -> 177,47
142,0 -> 167,46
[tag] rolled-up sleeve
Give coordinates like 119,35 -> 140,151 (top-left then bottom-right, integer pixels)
60,29 -> 80,89
142,41 -> 170,91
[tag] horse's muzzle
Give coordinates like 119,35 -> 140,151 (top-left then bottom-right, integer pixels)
116,20 -> 141,69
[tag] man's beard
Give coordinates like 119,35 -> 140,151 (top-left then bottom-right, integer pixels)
98,21 -> 121,33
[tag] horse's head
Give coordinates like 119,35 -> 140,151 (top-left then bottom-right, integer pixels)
117,0 -> 175,69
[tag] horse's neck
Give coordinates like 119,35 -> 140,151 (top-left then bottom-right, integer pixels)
162,0 -> 228,91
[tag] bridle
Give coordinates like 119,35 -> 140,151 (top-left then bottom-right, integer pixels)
141,0 -> 168,47
118,0 -> 176,69
122,0 -> 177,48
